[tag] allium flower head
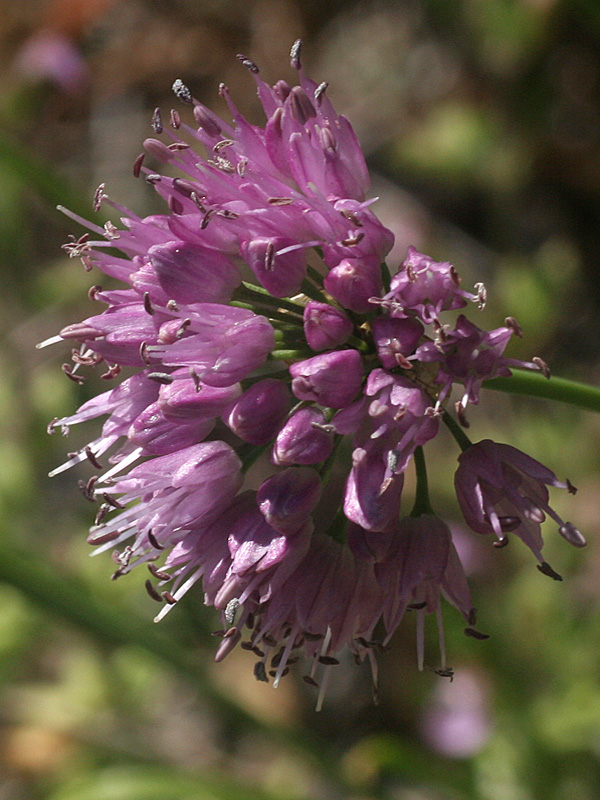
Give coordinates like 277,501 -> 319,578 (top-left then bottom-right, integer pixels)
43,41 -> 583,705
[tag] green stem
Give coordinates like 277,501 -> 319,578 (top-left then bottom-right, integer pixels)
300,277 -> 325,303
484,369 -> 600,413
237,282 -> 305,316
442,410 -> 473,452
230,300 -> 304,326
410,446 -> 434,516
306,264 -> 325,287
270,348 -> 312,361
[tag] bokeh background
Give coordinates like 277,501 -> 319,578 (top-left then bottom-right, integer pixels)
2,0 -> 600,798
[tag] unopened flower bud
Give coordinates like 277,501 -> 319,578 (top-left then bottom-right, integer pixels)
290,350 -> 363,408
324,257 -> 382,312
273,407 -> 334,465
303,301 -> 353,351
222,379 -> 291,445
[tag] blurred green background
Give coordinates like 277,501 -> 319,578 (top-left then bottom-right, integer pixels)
2,0 -> 600,798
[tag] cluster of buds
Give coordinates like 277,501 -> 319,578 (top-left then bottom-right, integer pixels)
43,42 -> 583,708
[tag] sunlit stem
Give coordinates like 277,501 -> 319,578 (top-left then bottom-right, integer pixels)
231,300 -> 304,326
485,369 -> 600,414
237,282 -> 306,316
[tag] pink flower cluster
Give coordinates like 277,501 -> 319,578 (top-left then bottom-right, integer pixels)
44,42 -> 583,706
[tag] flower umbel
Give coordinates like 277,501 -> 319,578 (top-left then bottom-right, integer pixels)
44,41 -> 584,707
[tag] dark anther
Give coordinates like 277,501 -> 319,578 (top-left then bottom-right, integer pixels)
262,634 -> 277,647
468,608 -> 478,626
100,363 -> 121,380
71,349 -> 102,366
87,529 -> 120,545
533,357 -> 551,379
190,192 -> 206,211
88,285 -> 103,301
314,81 -> 328,104
201,209 -> 215,229
190,368 -> 201,392
268,197 -> 294,206
566,478 -> 578,495
302,675 -> 319,687
303,631 -> 323,641
241,642 -> 254,651
254,662 -> 268,682
176,319 -> 191,339
151,107 -> 163,134
245,613 -> 255,629
216,209 -> 240,219
85,446 -> 103,469
102,493 -> 124,509
455,401 -> 470,428
173,178 -> 197,197
172,79 -> 193,104
394,353 -> 413,370
264,241 -> 275,270
162,591 -> 177,604
537,561 -> 563,581
236,53 -> 259,73
78,475 -> 98,502
464,627 -> 490,640
290,39 -> 302,70
170,109 -> 181,129
133,153 -> 145,178
493,537 -> 509,548
139,342 -> 151,365
169,196 -> 184,215
340,232 -> 365,247
318,655 -> 340,666
148,563 -> 172,581
61,364 -> 86,384
407,601 -> 427,610
449,265 -> 461,287
147,530 -> 164,550
143,292 -> 154,315
145,580 -> 163,602
434,667 -> 454,681
168,142 -> 190,152
499,515 -> 520,532
147,372 -> 174,384
269,667 -> 289,678
505,316 -> 523,337
340,209 -> 363,226
94,503 -> 111,525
